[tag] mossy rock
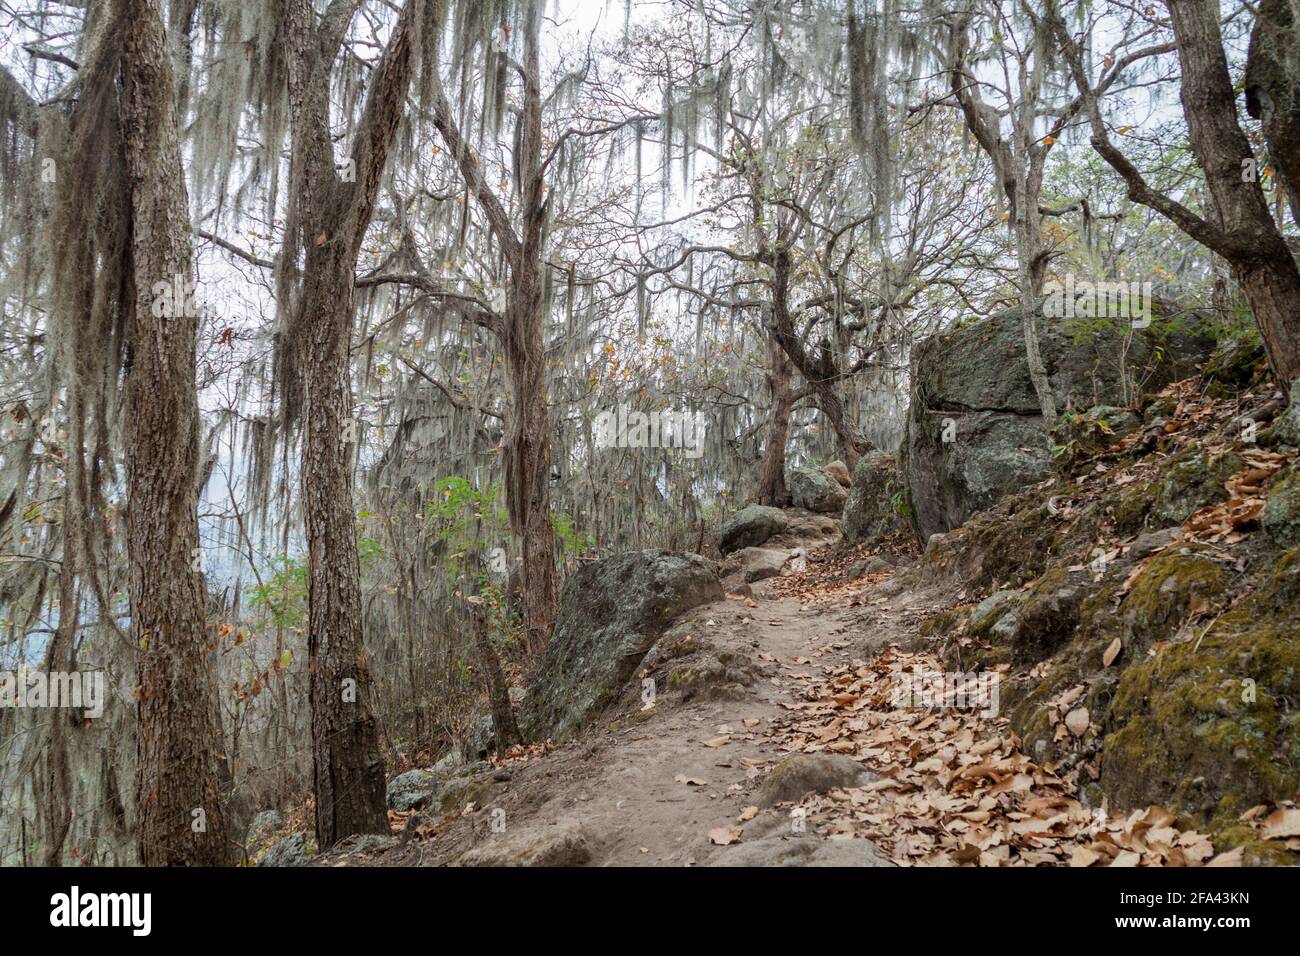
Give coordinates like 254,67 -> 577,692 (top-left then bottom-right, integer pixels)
842,451 -> 911,545
1101,601 -> 1300,823
1270,377 -> 1300,448
1052,405 -> 1141,468
437,777 -> 494,814
665,649 -> 759,702
1151,450 -> 1243,526
1103,477 -> 1159,535
1262,466 -> 1300,549
1203,329 -> 1266,389
1009,567 -> 1088,664
1118,545 -> 1228,651
1266,547 -> 1300,609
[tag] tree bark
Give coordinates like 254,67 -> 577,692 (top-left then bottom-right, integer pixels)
758,333 -> 793,507
767,246 -> 866,468
466,597 -> 521,753
118,0 -> 229,866
280,0 -> 418,848
1246,0 -> 1300,225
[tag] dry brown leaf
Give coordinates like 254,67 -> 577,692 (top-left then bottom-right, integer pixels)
1065,707 -> 1090,737
1103,638 -> 1122,667
708,826 -> 742,846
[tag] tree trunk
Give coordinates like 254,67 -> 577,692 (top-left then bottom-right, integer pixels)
300,244 -> 389,847
1245,0 -> 1300,224
118,0 -> 228,866
505,5 -> 559,650
279,0 -> 417,847
758,334 -> 793,507
1166,0 -> 1300,382
466,597 -> 521,753
768,248 -> 866,469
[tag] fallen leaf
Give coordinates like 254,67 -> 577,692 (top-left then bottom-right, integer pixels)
709,826 -> 742,846
1102,638 -> 1122,667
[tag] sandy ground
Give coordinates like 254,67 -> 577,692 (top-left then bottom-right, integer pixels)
318,545 -> 948,867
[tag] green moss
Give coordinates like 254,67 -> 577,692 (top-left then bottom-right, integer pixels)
1262,466 -> 1300,548
1119,546 -> 1228,650
1104,478 -> 1158,535
1101,603 -> 1300,824
1151,450 -> 1243,526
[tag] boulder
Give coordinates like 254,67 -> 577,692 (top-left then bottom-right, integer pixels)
257,831 -> 315,867
718,504 -> 787,554
462,713 -> 495,761
709,834 -> 893,867
458,819 -> 592,867
823,460 -> 852,487
245,810 -> 284,855
721,546 -> 789,583
787,465 -> 849,513
904,305 -> 1215,539
755,754 -> 875,808
519,550 -> 723,741
842,451 -> 909,545
386,770 -> 441,812
1271,377 -> 1300,448
386,763 -> 491,812
1263,466 -> 1300,548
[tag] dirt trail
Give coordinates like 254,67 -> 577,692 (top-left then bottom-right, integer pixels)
329,541 -> 946,867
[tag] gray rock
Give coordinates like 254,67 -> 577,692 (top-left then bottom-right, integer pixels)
1263,467 -> 1300,548
970,590 -> 1018,632
462,713 -> 495,761
458,819 -> 592,867
1129,527 -> 1182,561
519,550 -> 723,741
1272,377 -> 1300,448
433,750 -> 465,773
245,809 -> 284,853
387,769 -> 441,811
756,753 -> 876,808
709,834 -> 893,867
845,556 -> 891,579
1151,451 -> 1241,526
842,451 -> 910,546
904,305 -> 1215,539
257,831 -> 315,867
725,546 -> 790,583
787,465 -> 849,514
718,505 -> 787,554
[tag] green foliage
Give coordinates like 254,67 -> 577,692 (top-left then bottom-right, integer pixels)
550,510 -> 594,557
249,521 -> 387,630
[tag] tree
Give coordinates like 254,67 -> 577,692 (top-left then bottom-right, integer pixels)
274,0 -> 421,848
1054,0 -> 1300,383
116,0 -> 230,865
426,0 -> 561,649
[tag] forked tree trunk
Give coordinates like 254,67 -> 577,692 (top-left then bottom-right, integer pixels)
1059,0 -> 1300,383
1166,0 -> 1300,383
118,0 -> 228,866
768,248 -> 866,469
280,0 -> 417,847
